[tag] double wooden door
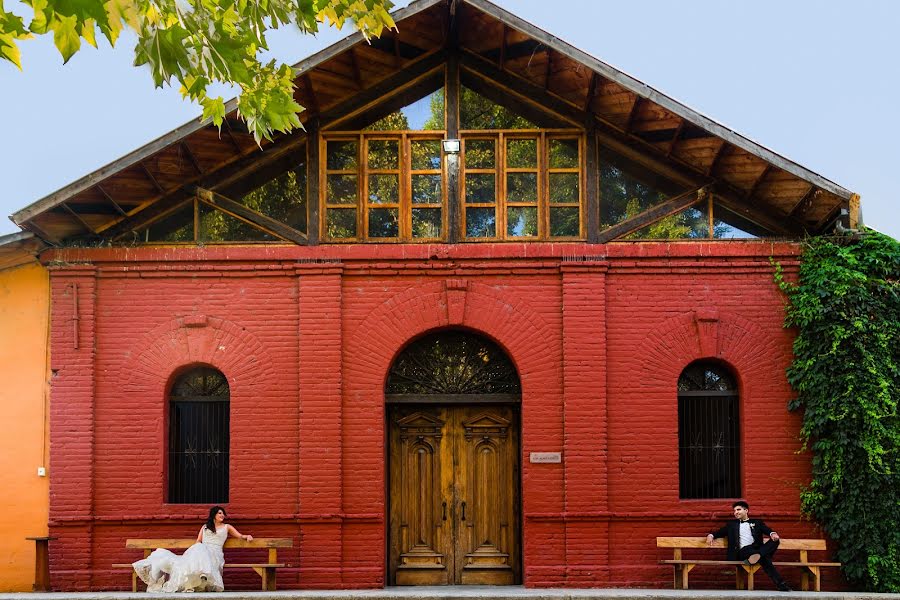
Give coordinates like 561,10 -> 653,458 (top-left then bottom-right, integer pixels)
388,404 -> 520,585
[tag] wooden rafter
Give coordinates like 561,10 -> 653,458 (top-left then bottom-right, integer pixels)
140,161 -> 166,195
706,139 -> 728,176
393,34 -> 402,67
61,202 -> 96,234
304,73 -> 320,113
624,95 -> 641,133
499,23 -> 507,69
666,119 -> 685,157
746,164 -> 772,201
349,47 -> 364,90
788,184 -> 818,217
96,184 -> 127,216
221,119 -> 244,154
544,47 -> 553,90
181,141 -> 204,175
583,72 -> 598,113
597,186 -> 709,243
195,188 -> 308,245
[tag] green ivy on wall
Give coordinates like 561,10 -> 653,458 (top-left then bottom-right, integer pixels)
775,229 -> 900,592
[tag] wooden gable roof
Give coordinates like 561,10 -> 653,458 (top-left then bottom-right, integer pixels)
10,0 -> 856,244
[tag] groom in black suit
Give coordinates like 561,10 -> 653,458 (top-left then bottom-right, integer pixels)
706,500 -> 791,591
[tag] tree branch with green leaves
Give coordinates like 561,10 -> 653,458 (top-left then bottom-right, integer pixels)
1,0 -> 395,142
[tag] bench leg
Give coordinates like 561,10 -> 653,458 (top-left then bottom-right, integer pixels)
735,566 -> 746,590
132,571 -> 138,593
803,566 -> 820,592
674,564 -> 694,589
252,567 -> 277,592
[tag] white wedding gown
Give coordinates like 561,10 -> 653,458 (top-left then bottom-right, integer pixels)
133,526 -> 227,592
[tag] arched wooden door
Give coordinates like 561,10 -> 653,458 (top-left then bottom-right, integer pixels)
386,332 -> 521,586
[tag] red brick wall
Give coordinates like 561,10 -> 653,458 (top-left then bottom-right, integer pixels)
43,242 -> 828,591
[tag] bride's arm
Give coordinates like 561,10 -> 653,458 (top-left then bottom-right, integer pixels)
226,524 -> 253,542
196,527 -> 204,543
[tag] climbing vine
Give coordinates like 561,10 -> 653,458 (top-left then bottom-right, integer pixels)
775,230 -> 900,592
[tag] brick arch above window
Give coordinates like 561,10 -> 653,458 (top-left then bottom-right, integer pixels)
121,315 -> 275,397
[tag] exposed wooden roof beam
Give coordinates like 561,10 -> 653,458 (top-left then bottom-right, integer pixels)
349,47 -> 364,90
544,48 -> 552,90
499,23 -> 507,69
222,118 -> 245,154
624,95 -> 641,133
706,139 -> 728,176
746,164 -> 772,201
102,132 -> 306,239
666,119 -> 685,157
597,186 -> 708,243
196,188 -> 307,245
814,202 -> 843,232
583,72 -> 598,112
61,202 -> 97,235
181,141 -> 204,175
788,184 -> 819,218
140,162 -> 166,195
96,184 -> 127,216
304,73 -> 320,113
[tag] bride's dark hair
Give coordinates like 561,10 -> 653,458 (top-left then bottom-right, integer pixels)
205,506 -> 226,533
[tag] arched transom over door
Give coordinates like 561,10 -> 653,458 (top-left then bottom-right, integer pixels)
386,331 -> 521,586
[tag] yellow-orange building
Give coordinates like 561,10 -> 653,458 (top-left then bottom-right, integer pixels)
0,232 -> 50,591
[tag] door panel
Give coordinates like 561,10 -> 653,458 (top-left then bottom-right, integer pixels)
389,405 -> 519,585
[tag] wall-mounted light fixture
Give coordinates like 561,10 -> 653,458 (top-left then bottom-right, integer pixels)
442,139 -> 461,153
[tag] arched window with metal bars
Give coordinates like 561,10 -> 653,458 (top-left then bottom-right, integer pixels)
677,361 -> 741,499
167,366 -> 230,504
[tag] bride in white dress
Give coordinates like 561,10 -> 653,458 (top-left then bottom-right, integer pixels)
132,506 -> 253,592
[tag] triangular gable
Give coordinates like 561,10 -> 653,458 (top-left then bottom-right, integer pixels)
10,0 -> 856,244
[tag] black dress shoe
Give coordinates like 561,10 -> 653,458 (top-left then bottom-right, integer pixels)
746,553 -> 761,565
777,582 -> 793,592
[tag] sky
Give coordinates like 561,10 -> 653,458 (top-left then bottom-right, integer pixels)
1,0 -> 897,240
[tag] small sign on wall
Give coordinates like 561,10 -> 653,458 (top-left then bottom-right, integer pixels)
529,452 -> 562,464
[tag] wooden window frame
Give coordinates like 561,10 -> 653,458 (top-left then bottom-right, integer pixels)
461,129 -> 585,241
321,131 -> 447,243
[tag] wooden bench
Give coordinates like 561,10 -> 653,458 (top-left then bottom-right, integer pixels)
113,537 -> 292,591
657,536 -> 841,591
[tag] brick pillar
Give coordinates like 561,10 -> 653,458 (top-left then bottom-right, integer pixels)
561,263 -> 609,585
297,265 -> 343,586
48,265 -> 97,591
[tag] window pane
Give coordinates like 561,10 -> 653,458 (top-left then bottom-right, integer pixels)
198,203 -> 277,242
361,88 -> 444,131
549,138 -> 579,168
506,138 -> 537,168
466,173 -> 496,204
713,204 -> 764,238
460,85 -> 537,130
327,174 -> 358,205
600,145 -> 687,229
411,140 -> 442,170
368,174 -> 399,204
367,139 -> 399,169
550,207 -> 580,237
236,164 -> 307,233
466,207 -> 496,237
464,139 -> 495,169
368,208 -> 399,238
507,173 -> 537,203
626,204 -> 708,240
412,174 -> 442,204
327,140 -> 358,170
142,202 -> 194,242
507,206 -> 538,237
549,173 -> 579,204
327,208 -> 357,238
412,208 -> 442,238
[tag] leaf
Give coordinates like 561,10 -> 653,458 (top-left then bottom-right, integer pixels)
201,96 -> 226,126
51,13 -> 80,63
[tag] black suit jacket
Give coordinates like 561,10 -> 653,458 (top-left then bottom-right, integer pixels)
709,518 -> 775,561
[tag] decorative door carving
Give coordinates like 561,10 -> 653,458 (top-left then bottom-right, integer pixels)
389,405 -> 520,585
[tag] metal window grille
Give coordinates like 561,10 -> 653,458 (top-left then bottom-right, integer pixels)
168,367 -> 230,504
677,361 -> 741,499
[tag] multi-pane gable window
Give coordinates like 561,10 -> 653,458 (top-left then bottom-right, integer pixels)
323,133 -> 446,241
168,367 -> 230,504
462,131 -> 583,240
677,361 -> 741,499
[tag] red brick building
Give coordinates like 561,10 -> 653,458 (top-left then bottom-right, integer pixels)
10,0 -> 857,592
